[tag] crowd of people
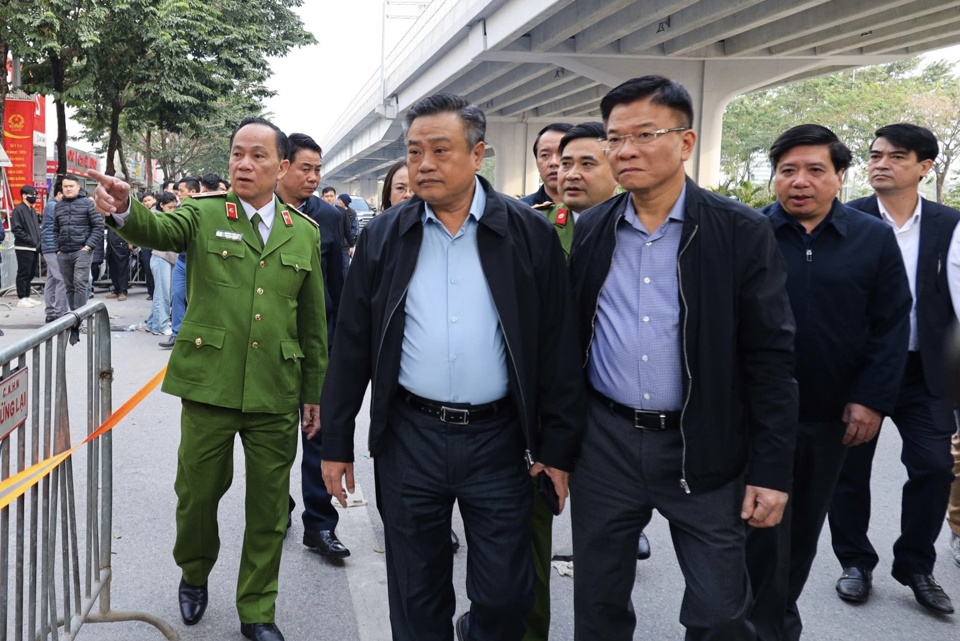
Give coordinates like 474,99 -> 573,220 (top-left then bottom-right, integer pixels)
6,72 -> 950,641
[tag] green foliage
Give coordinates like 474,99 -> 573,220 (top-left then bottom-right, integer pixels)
721,58 -> 960,202
5,0 -> 314,180
710,180 -> 773,209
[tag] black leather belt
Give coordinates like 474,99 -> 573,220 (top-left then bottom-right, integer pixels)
399,388 -> 510,425
591,390 -> 680,431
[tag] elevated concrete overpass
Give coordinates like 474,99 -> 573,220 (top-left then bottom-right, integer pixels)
321,0 -> 960,200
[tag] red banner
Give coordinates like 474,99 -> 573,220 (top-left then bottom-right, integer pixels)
4,98 -> 36,205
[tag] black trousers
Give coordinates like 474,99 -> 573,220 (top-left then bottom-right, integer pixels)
571,397 -> 755,641
746,420 -> 848,641
299,430 -> 339,532
105,239 -> 130,294
376,398 -> 533,641
141,248 -> 155,298
14,249 -> 38,298
828,353 -> 957,575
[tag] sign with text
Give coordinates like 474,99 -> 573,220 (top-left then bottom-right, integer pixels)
4,98 -> 36,203
0,367 -> 28,442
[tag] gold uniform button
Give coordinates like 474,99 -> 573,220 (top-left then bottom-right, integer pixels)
257,287 -> 264,295
252,342 -> 259,349
194,338 -> 202,346
259,260 -> 265,268
221,250 -> 228,258
295,263 -> 300,271
254,314 -> 262,321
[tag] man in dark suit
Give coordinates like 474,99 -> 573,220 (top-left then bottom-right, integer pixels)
275,132 -> 349,559
829,123 -> 959,615
747,124 -> 911,641
321,93 -> 584,641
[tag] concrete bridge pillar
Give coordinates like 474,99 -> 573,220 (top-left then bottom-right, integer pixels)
486,121 -> 538,198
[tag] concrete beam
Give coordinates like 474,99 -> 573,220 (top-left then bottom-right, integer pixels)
489,70 -> 587,113
724,0 -> 902,56
442,62 -> 520,97
573,0 -> 698,54
818,8 -> 960,56
534,84 -> 608,117
499,76 -> 598,117
769,0 -> 960,56
529,0 -> 632,52
618,0 -> 762,55
661,0 -> 827,57
857,24 -> 960,55
467,64 -> 556,106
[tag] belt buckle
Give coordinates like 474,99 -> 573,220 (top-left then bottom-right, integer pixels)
633,410 -> 667,431
440,406 -> 470,425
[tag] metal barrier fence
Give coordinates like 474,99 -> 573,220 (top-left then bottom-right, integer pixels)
0,303 -> 178,640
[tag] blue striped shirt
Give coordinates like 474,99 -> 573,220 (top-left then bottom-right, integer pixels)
398,178 -> 509,403
587,187 -> 686,410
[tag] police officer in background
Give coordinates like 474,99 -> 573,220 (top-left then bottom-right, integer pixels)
88,116 -> 328,641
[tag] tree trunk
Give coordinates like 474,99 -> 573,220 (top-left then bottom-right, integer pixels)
117,135 -> 129,181
105,99 -> 123,176
0,38 -> 9,149
145,130 -> 153,189
51,54 -> 68,179
938,159 -> 951,204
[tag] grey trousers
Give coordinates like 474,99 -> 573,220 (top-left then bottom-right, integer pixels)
58,249 -> 92,310
43,252 -> 68,317
571,397 -> 756,641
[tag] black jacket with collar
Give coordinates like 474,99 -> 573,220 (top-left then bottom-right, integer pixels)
848,194 -> 959,398
320,176 -> 585,471
569,178 -> 799,493
764,199 -> 911,422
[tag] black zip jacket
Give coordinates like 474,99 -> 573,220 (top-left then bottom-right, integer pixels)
569,178 -> 799,493
11,202 -> 41,248
53,196 -> 103,253
320,176 -> 585,471
763,199 -> 911,421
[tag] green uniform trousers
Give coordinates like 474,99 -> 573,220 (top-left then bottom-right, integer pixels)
172,399 -> 299,623
523,481 -> 554,641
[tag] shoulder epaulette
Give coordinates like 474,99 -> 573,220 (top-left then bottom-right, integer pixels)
531,201 -> 554,211
192,191 -> 228,199
287,205 -> 319,228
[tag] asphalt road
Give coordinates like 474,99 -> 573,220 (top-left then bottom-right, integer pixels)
2,288 -> 958,640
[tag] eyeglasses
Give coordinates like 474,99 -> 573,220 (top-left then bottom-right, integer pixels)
602,127 -> 688,153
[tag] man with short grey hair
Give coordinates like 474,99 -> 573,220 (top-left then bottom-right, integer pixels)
321,93 -> 584,641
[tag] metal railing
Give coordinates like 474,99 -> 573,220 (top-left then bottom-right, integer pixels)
0,303 -> 178,640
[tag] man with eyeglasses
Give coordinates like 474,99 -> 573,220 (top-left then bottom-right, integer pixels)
568,75 -> 798,640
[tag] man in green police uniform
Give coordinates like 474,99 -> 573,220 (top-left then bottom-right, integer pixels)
89,117 -> 327,641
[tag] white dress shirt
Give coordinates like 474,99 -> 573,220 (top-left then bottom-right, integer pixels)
239,198 -> 276,245
879,196 -> 922,350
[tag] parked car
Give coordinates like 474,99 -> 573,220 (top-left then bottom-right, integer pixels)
352,197 -> 375,230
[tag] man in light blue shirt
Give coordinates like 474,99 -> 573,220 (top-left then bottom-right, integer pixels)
320,93 -> 584,641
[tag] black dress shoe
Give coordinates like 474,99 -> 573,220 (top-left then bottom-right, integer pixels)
836,567 -> 872,603
159,337 -> 175,349
178,578 -> 208,625
455,612 -> 470,641
892,570 -> 955,614
241,622 -> 285,641
637,531 -> 651,561
303,529 -> 350,558
451,529 -> 461,553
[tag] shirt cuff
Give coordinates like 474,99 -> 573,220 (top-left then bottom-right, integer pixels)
110,200 -> 133,228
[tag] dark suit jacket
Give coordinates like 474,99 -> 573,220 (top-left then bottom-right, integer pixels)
848,195 -> 960,398
297,195 -> 345,344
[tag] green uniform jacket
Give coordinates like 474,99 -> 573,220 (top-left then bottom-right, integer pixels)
110,193 -> 327,413
533,202 -> 574,260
